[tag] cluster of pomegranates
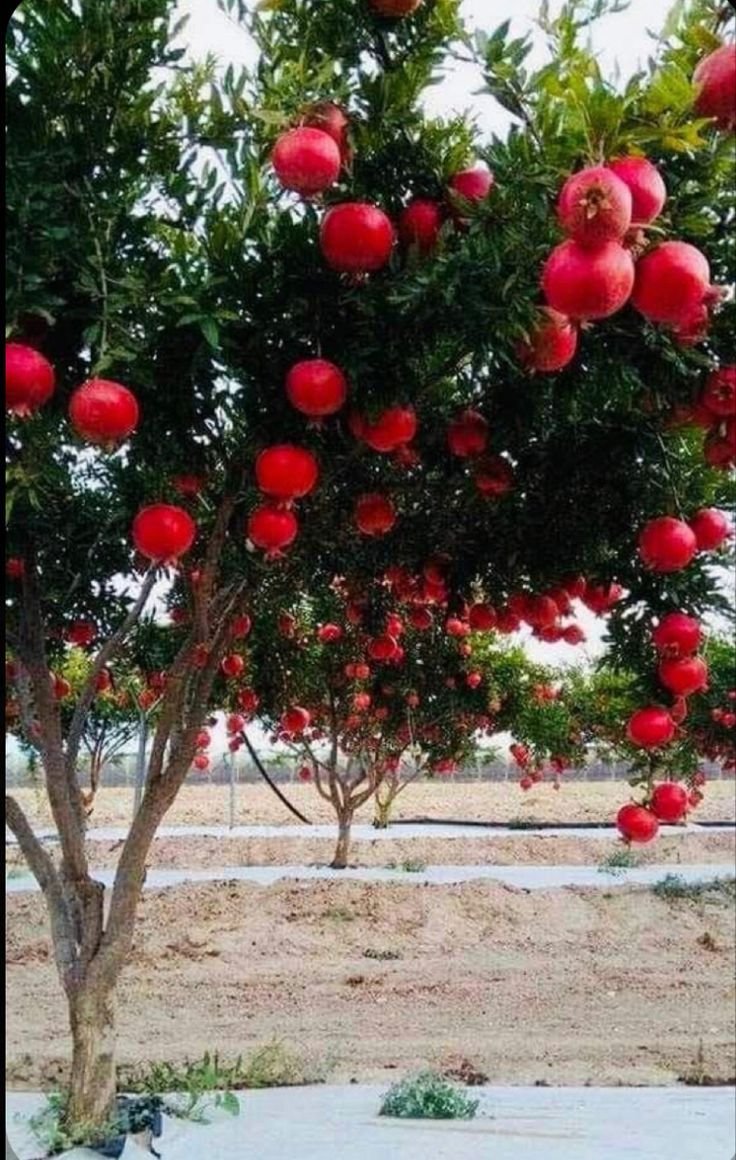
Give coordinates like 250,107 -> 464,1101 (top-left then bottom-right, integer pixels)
672,366 -> 736,473
638,506 -> 731,573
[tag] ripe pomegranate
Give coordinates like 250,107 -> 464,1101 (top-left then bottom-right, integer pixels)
317,623 -> 343,643
286,359 -> 347,417
173,473 -> 206,498
247,504 -> 298,554
399,198 -> 443,253
607,156 -> 666,225
354,493 -> 396,536
272,127 -> 340,195
320,203 -> 394,273
409,607 -> 433,630
237,688 -> 260,715
448,409 -> 488,457
6,557 -> 25,580
475,455 -> 514,498
353,692 -> 371,711
221,654 -> 245,679
704,424 -> 736,471
138,688 -> 159,711
281,706 -> 310,736
517,308 -> 577,373
302,101 -> 351,159
563,624 -> 586,645
448,166 -> 494,204
5,342 -> 55,416
231,614 -> 252,638
193,754 -> 210,772
525,595 -> 559,630
53,676 -> 72,701
693,43 -> 736,130
519,775 -> 534,791
652,612 -> 701,657
370,0 -> 422,14
651,782 -> 689,824
659,655 -> 708,697
689,507 -> 732,551
616,803 -> 659,843
195,728 -> 211,749
68,378 -> 139,446
362,405 -> 417,452
226,713 -> 246,735
542,240 -> 634,320
132,504 -> 196,563
64,621 -> 96,647
631,241 -> 711,325
255,444 -> 319,501
466,671 -> 482,689
581,582 -> 624,615
557,165 -> 632,247
297,765 -> 312,782
702,367 -> 735,417
93,668 -> 112,694
468,603 -> 496,631
638,516 -> 697,573
368,635 -> 399,662
354,662 -> 371,680
626,706 -> 676,748
496,608 -> 521,634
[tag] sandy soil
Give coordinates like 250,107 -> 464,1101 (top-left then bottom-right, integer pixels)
6,878 -> 735,1089
7,830 -> 735,873
9,778 -> 736,829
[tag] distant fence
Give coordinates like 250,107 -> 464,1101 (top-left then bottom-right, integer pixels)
5,755 -> 728,789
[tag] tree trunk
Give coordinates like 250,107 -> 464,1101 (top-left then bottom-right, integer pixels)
331,814 -> 353,869
66,983 -> 117,1135
373,796 -> 393,829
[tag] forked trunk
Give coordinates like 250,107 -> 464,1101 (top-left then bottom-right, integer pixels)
373,796 -> 394,829
66,983 -> 117,1135
331,814 -> 353,869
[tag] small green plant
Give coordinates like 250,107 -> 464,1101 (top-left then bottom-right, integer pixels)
28,1093 -> 161,1156
678,1039 -> 735,1086
385,859 -> 427,873
597,846 -> 641,875
128,1052 -> 241,1121
652,875 -> 736,902
507,816 -> 539,830
323,906 -> 355,922
363,947 -> 402,961
379,1070 -> 479,1120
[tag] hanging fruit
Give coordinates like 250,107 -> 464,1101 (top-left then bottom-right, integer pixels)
247,505 -> 299,555
556,165 -> 633,247
132,504 -> 196,564
354,493 -> 396,536
320,203 -> 394,273
542,240 -> 635,320
5,342 -> 55,416
68,378 -> 139,446
286,359 -> 347,417
255,445 -> 319,501
638,517 -> 697,573
272,127 -> 341,196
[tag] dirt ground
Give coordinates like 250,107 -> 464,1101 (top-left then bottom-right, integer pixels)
7,830 -> 735,872
9,777 -> 736,829
6,878 -> 735,1089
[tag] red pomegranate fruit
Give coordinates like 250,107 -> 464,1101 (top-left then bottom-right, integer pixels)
448,166 -> 494,204
557,165 -> 632,247
617,803 -> 659,843
542,240 -> 635,320
659,655 -> 708,697
626,706 -> 676,748
468,603 -> 497,631
362,405 -> 417,452
651,782 -> 689,824
302,102 -> 351,163
320,203 -> 394,273
65,621 -> 96,647
193,754 -> 210,772
68,378 -> 139,446
638,516 -> 697,573
255,445 -> 319,501
173,474 -> 206,498
704,423 -> 736,471
689,507 -> 732,551
702,367 -> 735,417
221,654 -> 246,679
286,359 -> 347,417
447,409 -> 488,457
132,504 -> 196,563
272,127 -> 341,195
409,607 -> 433,631
607,156 -> 667,225
517,308 -> 577,373
368,635 -> 399,662
693,43 -> 736,131
399,198 -> 443,253
652,612 -> 702,657
370,0 -> 422,14
247,505 -> 298,554
475,455 -> 514,497
231,614 -> 252,638
354,493 -> 396,536
281,706 -> 311,736
6,342 -> 56,416
238,688 -> 260,715
317,623 -> 343,643
631,241 -> 711,325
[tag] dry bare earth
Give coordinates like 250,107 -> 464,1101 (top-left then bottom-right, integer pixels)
6,879 -> 735,1090
10,778 -> 736,829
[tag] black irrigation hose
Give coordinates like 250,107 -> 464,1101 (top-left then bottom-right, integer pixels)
395,816 -> 736,831
242,732 -> 312,825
